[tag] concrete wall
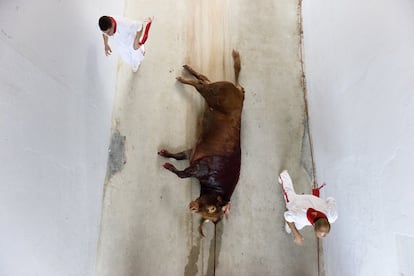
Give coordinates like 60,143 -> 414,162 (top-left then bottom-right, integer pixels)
0,1 -> 122,275
302,0 -> 414,275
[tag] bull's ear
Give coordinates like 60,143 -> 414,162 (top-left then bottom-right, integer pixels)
216,196 -> 223,204
189,200 -> 199,213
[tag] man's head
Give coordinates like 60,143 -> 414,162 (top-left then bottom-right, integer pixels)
99,16 -> 114,36
314,218 -> 331,238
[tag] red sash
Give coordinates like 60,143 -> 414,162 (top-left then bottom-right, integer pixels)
306,208 -> 327,225
139,20 -> 152,45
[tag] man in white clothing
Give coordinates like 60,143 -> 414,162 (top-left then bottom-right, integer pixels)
278,170 -> 338,245
98,15 -> 152,72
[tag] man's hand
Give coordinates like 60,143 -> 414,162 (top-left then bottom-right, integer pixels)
104,44 -> 112,56
293,233 -> 304,245
286,221 -> 304,245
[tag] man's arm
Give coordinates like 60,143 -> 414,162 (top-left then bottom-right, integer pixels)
133,25 -> 144,50
133,17 -> 153,50
287,221 -> 304,245
102,34 -> 112,56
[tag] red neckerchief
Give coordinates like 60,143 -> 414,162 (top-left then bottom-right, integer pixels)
110,17 -> 117,33
306,208 -> 327,225
139,19 -> 152,45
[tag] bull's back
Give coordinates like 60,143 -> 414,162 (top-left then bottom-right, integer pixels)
200,82 -> 244,113
192,81 -> 244,157
191,107 -> 242,161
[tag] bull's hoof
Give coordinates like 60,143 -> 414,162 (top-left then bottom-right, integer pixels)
176,76 -> 184,82
158,149 -> 169,157
163,162 -> 175,171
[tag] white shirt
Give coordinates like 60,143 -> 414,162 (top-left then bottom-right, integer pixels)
284,195 -> 338,230
105,16 -> 145,68
110,17 -> 143,50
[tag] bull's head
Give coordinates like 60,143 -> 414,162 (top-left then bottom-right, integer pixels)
189,194 -> 225,236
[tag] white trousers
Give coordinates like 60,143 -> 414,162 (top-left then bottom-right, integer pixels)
278,170 -> 297,206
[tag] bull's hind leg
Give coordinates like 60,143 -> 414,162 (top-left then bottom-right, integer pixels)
176,76 -> 201,88
182,65 -> 210,83
176,65 -> 211,88
158,149 -> 191,160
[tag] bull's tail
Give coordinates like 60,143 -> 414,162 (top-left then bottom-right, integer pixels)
232,50 -> 243,93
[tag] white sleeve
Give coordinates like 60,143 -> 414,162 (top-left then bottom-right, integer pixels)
284,210 -> 296,223
326,197 -> 338,223
118,17 -> 142,33
129,19 -> 143,33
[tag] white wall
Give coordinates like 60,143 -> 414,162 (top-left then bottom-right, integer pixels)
302,0 -> 414,275
0,1 -> 122,275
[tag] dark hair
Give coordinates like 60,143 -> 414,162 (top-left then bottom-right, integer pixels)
99,16 -> 112,31
314,218 -> 331,232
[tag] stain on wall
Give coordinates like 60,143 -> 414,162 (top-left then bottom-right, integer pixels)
106,129 -> 126,179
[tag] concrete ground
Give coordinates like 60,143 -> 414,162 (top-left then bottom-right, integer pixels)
96,0 -> 319,275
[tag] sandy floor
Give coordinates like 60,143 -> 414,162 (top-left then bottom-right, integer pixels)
96,0 -> 319,275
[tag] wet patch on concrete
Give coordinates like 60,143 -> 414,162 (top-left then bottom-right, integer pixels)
184,236 -> 201,276
184,221 -> 224,276
106,129 -> 126,179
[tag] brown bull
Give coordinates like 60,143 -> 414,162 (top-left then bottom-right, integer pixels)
158,50 -> 244,236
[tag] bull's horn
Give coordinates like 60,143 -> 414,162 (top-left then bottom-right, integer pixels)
198,219 -> 210,237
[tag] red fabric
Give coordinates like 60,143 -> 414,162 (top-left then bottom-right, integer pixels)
139,20 -> 152,45
312,188 -> 320,197
110,17 -> 117,33
281,185 -> 289,203
312,183 -> 326,197
306,208 -> 327,225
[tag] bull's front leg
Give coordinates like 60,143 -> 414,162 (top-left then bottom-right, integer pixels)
164,162 -> 209,180
158,149 -> 191,160
163,163 -> 200,178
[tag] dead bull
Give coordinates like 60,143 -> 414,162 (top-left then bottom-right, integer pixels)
158,50 -> 245,236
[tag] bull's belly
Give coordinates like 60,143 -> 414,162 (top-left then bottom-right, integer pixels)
190,140 -> 240,162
